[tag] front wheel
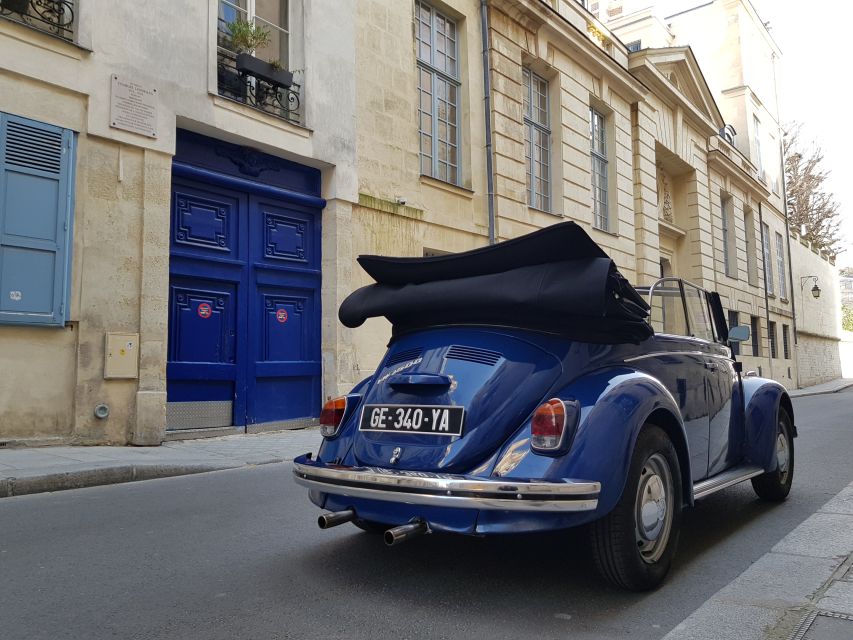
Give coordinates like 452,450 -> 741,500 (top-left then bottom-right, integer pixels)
751,407 -> 794,501
590,425 -> 682,591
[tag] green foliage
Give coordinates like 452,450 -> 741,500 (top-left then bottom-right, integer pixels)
267,58 -> 283,72
843,305 -> 853,332
225,18 -> 270,54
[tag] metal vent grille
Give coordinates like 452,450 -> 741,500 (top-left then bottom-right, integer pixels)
385,348 -> 423,367
5,121 -> 63,174
445,345 -> 502,366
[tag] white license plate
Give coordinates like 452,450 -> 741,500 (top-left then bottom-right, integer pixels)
358,404 -> 464,436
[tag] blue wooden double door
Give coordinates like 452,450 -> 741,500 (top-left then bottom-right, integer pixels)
167,176 -> 321,430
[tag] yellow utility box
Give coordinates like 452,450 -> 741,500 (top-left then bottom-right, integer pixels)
104,332 -> 139,379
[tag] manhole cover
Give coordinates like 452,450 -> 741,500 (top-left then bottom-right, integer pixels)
790,611 -> 853,640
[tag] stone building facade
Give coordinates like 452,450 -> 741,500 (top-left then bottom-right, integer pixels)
0,0 -> 818,446
348,0 -> 789,387
788,231 -> 842,387
0,0 -> 357,444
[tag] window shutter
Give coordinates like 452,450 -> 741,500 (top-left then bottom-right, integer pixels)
0,113 -> 75,326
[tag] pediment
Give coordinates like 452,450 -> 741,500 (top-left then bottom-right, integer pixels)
632,47 -> 724,129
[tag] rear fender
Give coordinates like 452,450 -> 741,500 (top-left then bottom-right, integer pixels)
741,377 -> 793,472
490,367 -> 692,518
316,376 -> 373,463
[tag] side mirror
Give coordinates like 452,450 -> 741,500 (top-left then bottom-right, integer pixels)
728,325 -> 750,343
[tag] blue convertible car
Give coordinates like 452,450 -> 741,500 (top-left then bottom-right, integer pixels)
293,222 -> 795,591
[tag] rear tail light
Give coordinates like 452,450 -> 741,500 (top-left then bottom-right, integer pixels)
320,396 -> 348,438
531,398 -> 580,453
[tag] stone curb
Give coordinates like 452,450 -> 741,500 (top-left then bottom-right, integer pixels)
788,381 -> 853,399
0,460 -> 284,498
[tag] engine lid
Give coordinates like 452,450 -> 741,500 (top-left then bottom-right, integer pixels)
351,328 -> 565,472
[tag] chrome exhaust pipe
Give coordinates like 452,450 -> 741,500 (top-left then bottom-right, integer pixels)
318,509 -> 356,529
384,521 -> 430,546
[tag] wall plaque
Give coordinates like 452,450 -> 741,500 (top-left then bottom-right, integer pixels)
110,75 -> 158,138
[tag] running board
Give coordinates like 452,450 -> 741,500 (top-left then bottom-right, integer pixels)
693,465 -> 765,500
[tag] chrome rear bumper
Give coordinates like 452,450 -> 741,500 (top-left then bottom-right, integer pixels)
292,454 -> 600,512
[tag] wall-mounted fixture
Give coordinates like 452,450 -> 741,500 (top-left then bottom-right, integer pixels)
800,275 -> 821,299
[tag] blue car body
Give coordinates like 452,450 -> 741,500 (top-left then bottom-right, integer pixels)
294,320 -> 792,532
293,223 -> 794,588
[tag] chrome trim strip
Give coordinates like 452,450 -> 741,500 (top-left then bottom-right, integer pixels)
292,460 -> 600,513
624,350 -> 705,362
692,465 -> 765,500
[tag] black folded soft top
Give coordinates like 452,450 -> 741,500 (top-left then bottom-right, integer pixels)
339,221 -> 653,344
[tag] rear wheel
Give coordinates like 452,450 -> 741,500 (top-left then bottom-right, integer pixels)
590,425 -> 682,591
751,407 -> 794,501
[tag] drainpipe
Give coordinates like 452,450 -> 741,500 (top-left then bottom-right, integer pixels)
480,0 -> 496,245
759,203 -> 773,379
772,50 -> 798,386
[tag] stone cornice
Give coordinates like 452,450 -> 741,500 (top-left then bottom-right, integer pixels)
494,0 -> 647,102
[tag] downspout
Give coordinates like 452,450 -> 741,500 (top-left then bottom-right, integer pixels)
480,0 -> 496,245
772,51 -> 799,386
759,203 -> 772,379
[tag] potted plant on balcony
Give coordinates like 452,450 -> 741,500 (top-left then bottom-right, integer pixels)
0,0 -> 30,15
226,18 -> 293,89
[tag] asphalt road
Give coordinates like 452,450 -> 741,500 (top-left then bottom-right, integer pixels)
1,389 -> 852,640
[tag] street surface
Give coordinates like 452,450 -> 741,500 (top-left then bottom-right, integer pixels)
1,389 -> 852,640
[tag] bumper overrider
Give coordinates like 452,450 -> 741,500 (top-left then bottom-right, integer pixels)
292,454 -> 600,512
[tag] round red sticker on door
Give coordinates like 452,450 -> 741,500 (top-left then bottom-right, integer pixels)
197,303 -> 212,319
276,309 -> 288,324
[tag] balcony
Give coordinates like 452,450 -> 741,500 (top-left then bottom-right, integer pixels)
0,0 -> 74,42
217,48 -> 301,125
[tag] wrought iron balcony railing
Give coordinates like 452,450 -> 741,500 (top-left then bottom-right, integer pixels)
0,0 -> 74,42
217,48 -> 301,125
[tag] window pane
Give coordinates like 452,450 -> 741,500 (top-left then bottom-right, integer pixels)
751,316 -> 761,357
762,223 -> 774,295
683,285 -> 714,341
776,233 -> 787,297
649,285 -> 688,336
768,321 -> 777,358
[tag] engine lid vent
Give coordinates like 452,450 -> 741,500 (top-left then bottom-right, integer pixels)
445,345 -> 502,366
385,347 -> 423,367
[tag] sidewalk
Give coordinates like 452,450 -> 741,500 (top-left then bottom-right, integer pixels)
662,480 -> 853,640
0,428 -> 321,498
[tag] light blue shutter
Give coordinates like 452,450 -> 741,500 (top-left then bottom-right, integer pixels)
0,113 -> 75,326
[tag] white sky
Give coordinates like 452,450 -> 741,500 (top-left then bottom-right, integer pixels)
658,0 -> 853,265
748,0 -> 853,266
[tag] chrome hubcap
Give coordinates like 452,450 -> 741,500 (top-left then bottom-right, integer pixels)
776,426 -> 790,483
635,453 -> 674,564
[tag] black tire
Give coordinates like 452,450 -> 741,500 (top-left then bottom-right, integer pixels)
751,407 -> 794,501
590,425 -> 682,591
352,519 -> 387,534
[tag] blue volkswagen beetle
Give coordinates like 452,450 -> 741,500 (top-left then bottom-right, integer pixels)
293,222 -> 795,591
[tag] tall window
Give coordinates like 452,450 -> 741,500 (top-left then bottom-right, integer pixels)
416,2 -> 460,185
590,107 -> 609,231
768,321 -> 777,358
762,222 -> 774,295
728,310 -> 740,356
753,115 -> 763,180
524,69 -> 551,212
721,195 -> 735,277
219,1 -> 289,68
751,315 -> 761,357
744,207 -> 758,285
782,324 -> 790,359
775,232 -> 787,298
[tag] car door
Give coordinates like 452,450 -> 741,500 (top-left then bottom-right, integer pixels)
682,284 -> 736,477
642,280 -> 711,482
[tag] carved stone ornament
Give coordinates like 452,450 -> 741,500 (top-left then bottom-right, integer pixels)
215,145 -> 282,178
656,166 -> 674,223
